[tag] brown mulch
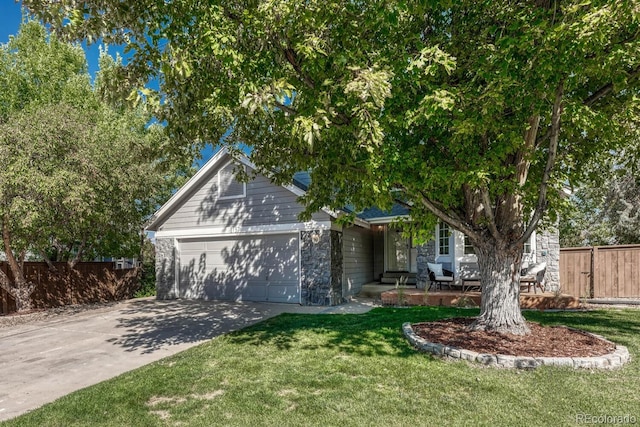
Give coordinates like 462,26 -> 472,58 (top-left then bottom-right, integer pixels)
412,318 -> 616,358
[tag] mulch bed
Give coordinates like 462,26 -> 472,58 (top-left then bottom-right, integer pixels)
412,318 -> 615,358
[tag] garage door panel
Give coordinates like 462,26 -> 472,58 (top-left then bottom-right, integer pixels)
180,241 -> 207,251
262,236 -> 298,282
178,234 -> 299,303
267,281 -> 300,303
240,281 -> 269,301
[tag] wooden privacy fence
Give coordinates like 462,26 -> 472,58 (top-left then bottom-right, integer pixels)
1,262 -> 140,315
560,245 -> 640,299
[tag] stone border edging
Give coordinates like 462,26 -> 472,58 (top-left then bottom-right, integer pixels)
402,322 -> 630,369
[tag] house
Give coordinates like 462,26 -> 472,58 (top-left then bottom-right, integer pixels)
146,148 -> 560,305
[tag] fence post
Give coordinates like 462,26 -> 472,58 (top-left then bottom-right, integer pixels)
591,246 -> 598,298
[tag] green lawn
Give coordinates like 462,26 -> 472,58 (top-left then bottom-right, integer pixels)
4,307 -> 640,427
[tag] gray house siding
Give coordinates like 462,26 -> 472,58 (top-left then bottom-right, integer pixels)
158,164 -> 328,231
343,225 -> 374,297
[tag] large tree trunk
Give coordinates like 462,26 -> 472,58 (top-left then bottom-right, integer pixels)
469,242 -> 530,335
1,216 -> 36,313
11,281 -> 36,312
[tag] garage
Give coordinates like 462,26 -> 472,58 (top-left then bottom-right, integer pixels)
177,234 -> 300,303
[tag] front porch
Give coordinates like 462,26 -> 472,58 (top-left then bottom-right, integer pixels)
357,283 -> 581,310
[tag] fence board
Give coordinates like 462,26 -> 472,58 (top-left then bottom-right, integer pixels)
597,246 -> 640,298
559,247 -> 592,298
0,262 -> 140,315
561,245 -> 640,299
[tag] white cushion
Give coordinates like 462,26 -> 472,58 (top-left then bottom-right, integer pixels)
527,262 -> 547,275
434,275 -> 453,282
427,262 -> 443,276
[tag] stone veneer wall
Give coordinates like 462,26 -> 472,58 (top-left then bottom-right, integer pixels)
416,240 -> 437,289
536,229 -> 561,292
330,230 -> 343,305
155,238 -> 177,299
300,230 -> 343,306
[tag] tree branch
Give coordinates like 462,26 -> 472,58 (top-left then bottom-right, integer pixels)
585,65 -> 640,107
417,191 -> 480,241
274,101 -> 297,116
39,248 -> 58,272
480,186 -> 501,241
520,81 -> 564,246
68,239 -> 86,269
537,65 -> 640,147
19,249 -> 25,273
283,47 -> 316,90
0,267 -> 11,296
519,115 -> 541,185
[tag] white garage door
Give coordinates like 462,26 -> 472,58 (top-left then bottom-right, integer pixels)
178,234 -> 300,303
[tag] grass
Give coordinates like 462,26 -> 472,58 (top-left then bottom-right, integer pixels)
4,307 -> 640,427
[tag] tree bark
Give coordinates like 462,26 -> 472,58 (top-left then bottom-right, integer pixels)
67,239 -> 86,269
469,242 -> 530,335
2,215 -> 36,312
39,249 -> 59,272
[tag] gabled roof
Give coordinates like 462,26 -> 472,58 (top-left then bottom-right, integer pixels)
146,147 -> 408,231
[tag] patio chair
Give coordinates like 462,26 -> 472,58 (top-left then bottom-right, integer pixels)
520,262 -> 547,293
427,262 -> 455,290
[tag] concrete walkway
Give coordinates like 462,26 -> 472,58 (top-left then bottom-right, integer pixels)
0,298 -> 374,421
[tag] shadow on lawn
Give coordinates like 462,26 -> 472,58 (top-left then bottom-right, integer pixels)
226,306 -> 480,357
107,299 -> 302,354
108,299 -> 639,358
227,306 -> 640,357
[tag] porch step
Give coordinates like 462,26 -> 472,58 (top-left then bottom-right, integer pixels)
381,272 -> 417,285
381,277 -> 417,285
357,283 -> 398,299
382,272 -> 417,279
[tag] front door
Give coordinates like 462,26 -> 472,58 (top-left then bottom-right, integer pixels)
387,228 -> 411,271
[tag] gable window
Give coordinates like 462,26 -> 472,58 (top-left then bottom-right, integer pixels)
464,235 -> 476,255
438,222 -> 450,255
218,162 -> 246,200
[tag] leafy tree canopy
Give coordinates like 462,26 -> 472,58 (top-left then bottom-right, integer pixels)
24,1 -> 640,333
561,141 -> 640,247
0,20 -> 190,311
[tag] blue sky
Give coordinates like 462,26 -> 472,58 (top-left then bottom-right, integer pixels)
0,1 -> 122,78
1,0 -> 217,163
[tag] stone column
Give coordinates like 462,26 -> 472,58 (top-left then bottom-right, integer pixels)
155,238 -> 177,299
536,229 -> 560,292
300,230 -> 343,306
416,240 -> 436,289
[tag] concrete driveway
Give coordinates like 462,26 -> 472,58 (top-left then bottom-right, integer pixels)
0,298 -> 373,421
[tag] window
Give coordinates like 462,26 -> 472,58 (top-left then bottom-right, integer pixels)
218,162 -> 246,199
524,235 -> 532,254
464,235 -> 476,255
438,222 -> 450,255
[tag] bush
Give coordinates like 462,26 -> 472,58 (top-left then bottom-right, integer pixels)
134,238 -> 156,298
